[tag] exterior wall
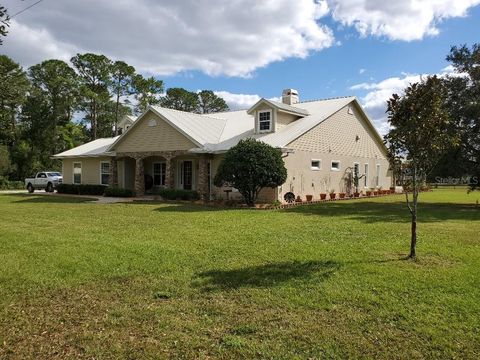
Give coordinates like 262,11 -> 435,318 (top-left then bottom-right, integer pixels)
279,103 -> 392,202
113,111 -> 196,153
61,157 -> 110,185
276,112 -> 299,130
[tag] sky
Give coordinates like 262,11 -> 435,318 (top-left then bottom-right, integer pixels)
2,0 -> 480,134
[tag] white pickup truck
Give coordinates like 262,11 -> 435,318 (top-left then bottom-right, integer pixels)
25,172 -> 63,193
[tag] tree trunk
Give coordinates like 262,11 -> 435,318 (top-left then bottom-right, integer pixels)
115,90 -> 120,136
409,166 -> 419,259
410,211 -> 417,258
92,99 -> 97,140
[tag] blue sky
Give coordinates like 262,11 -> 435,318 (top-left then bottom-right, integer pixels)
3,0 -> 480,132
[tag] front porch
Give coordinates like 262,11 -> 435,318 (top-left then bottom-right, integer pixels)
108,151 -> 211,199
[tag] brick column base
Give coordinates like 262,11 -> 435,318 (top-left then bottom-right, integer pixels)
134,157 -> 144,195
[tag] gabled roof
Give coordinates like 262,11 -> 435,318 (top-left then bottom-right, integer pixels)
53,95 -> 387,158
211,96 -> 357,152
247,98 -> 309,117
53,136 -> 119,158
107,106 -> 227,151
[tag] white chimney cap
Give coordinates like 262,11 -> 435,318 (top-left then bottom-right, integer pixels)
282,89 -> 298,96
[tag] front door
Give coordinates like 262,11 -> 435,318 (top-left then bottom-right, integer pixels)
181,160 -> 193,190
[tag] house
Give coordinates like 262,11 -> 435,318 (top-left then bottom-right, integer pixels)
53,89 -> 393,202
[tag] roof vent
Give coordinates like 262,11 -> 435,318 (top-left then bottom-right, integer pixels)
282,89 -> 299,105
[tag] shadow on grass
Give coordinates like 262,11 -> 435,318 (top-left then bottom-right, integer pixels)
152,203 -> 237,213
284,200 -> 480,223
7,194 -> 97,204
193,260 -> 340,291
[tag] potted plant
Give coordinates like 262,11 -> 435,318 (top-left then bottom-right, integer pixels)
320,193 -> 327,200
390,186 -> 395,194
329,190 -> 336,200
306,194 -> 313,202
366,188 -> 372,197
295,195 -> 302,203
339,192 -> 346,199
353,191 -> 360,198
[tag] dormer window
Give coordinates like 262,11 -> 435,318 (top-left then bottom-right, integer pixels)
258,111 -> 272,132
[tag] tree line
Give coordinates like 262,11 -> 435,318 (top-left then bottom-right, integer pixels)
0,53 -> 228,180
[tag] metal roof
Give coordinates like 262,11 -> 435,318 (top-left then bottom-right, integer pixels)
53,136 -> 119,158
246,98 -> 310,116
53,96 -> 378,157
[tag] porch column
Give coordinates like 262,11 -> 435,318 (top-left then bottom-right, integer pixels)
197,155 -> 209,200
109,157 -> 118,187
165,155 -> 174,189
134,157 -> 144,195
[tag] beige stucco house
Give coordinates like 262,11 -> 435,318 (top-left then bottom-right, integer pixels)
53,89 -> 392,202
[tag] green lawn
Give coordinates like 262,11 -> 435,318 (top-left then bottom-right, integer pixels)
0,189 -> 479,359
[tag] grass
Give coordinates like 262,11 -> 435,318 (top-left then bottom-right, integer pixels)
0,189 -> 479,359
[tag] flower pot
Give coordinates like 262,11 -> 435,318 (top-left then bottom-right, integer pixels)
330,193 -> 336,200
366,191 -> 372,197
354,192 -> 360,198
373,191 -> 378,196
295,196 -> 302,203
390,187 -> 395,193
306,195 -> 313,202
320,193 -> 327,200
339,193 -> 346,199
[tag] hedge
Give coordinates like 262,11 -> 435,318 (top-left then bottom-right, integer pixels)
0,177 -> 25,190
104,187 -> 135,197
156,188 -> 200,201
56,184 -> 107,195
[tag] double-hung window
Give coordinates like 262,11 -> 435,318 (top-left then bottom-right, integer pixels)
258,111 -> 271,132
73,162 -> 82,184
100,161 -> 110,185
153,162 -> 166,186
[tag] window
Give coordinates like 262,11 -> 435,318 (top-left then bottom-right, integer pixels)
331,161 -> 340,171
364,164 -> 369,187
100,161 -> 110,185
73,162 -> 82,184
376,164 -> 380,187
153,162 -> 166,186
37,172 -> 46,178
180,160 -> 193,190
258,111 -> 271,132
353,162 -> 360,177
311,159 -> 321,170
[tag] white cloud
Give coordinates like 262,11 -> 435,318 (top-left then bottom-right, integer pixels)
359,68 -> 366,74
2,0 -> 334,77
350,66 -> 462,135
327,0 -> 480,41
214,91 -> 280,110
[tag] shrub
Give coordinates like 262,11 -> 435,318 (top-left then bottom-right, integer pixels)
104,187 -> 135,197
56,184 -> 106,195
156,188 -> 200,201
0,176 -> 25,190
214,138 -> 287,206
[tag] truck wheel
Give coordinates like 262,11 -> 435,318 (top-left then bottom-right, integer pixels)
27,184 -> 34,193
46,183 -> 54,193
